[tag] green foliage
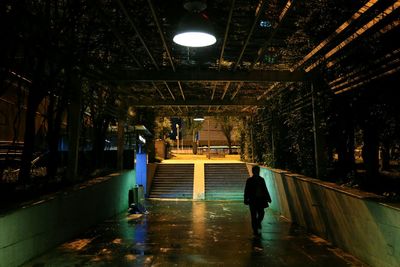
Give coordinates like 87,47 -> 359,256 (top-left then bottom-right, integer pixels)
135,108 -> 156,163
243,82 -> 332,178
154,117 -> 172,140
238,118 -> 251,161
215,116 -> 240,154
182,117 -> 204,142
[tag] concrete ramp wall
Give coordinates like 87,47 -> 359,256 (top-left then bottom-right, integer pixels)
261,167 -> 400,267
0,170 -> 136,267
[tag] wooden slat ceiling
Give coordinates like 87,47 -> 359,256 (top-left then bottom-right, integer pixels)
85,0 -> 400,116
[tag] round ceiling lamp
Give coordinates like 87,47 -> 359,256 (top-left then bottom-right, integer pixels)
173,1 -> 216,48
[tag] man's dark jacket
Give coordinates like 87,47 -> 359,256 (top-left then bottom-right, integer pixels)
244,175 -> 272,208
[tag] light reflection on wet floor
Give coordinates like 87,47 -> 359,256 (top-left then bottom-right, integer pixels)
24,200 -> 367,267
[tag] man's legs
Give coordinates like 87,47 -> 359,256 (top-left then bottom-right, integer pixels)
249,205 -> 258,235
256,206 -> 265,229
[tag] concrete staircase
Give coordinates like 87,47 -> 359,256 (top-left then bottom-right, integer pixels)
205,163 -> 249,200
149,164 -> 194,199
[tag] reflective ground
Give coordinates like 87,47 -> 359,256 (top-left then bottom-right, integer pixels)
24,200 -> 368,267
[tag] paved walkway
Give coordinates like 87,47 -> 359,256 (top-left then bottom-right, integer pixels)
24,200 -> 367,267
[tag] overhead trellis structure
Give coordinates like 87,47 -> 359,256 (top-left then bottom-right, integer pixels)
2,0 -> 399,117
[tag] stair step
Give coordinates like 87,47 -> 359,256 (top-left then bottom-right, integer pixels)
152,182 -> 193,184
151,163 -> 249,200
149,195 -> 193,199
204,163 -> 248,200
151,187 -> 193,190
150,163 -> 195,199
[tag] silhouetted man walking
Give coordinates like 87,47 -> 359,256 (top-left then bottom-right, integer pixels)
244,165 -> 271,236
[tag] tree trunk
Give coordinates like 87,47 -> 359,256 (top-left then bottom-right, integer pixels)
66,73 -> 82,182
46,94 -> 56,179
19,92 -> 43,183
91,120 -> 107,169
362,125 -> 379,187
337,126 -> 356,179
117,118 -> 124,170
227,138 -> 232,154
335,101 -> 356,182
47,96 -> 65,179
380,141 -> 391,171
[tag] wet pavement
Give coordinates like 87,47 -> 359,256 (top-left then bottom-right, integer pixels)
24,200 -> 367,267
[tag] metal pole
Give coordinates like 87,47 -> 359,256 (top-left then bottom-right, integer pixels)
208,118 -> 211,159
271,126 -> 275,165
311,82 -> 320,179
176,124 -> 179,150
250,125 -> 254,162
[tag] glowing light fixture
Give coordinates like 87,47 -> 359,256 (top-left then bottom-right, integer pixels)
173,1 -> 216,48
138,135 -> 146,144
193,117 -> 205,122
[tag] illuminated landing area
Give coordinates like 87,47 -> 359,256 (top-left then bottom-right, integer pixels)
23,200 -> 367,267
163,153 -> 243,163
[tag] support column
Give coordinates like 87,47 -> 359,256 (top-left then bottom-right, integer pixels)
207,118 -> 210,159
250,125 -> 254,163
311,81 -> 327,180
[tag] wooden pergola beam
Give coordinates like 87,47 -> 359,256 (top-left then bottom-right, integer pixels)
112,69 -> 307,82
126,97 -> 264,106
